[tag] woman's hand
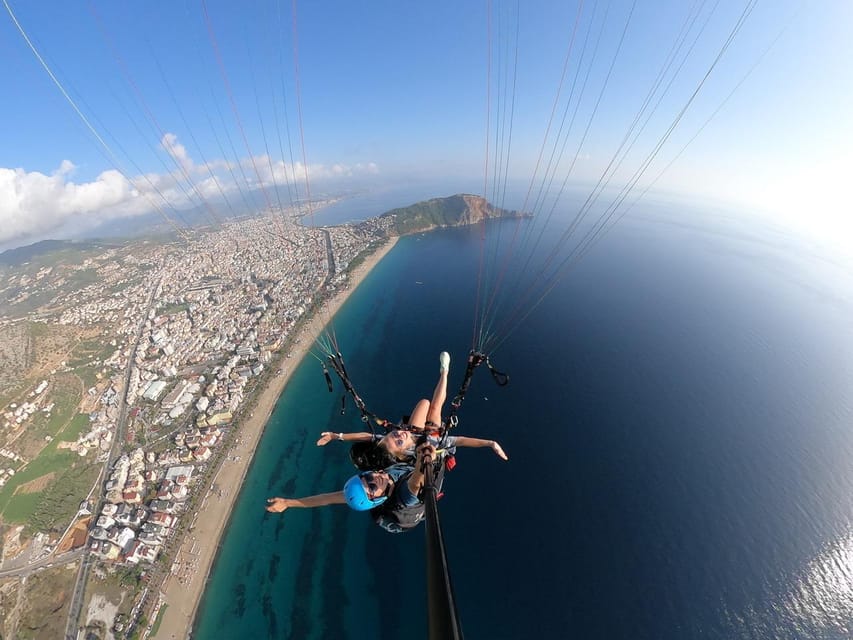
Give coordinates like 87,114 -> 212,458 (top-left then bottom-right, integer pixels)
416,442 -> 437,465
491,441 -> 508,460
316,432 -> 335,446
266,497 -> 290,513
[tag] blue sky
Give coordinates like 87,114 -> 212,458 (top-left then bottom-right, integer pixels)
1,1 -> 850,251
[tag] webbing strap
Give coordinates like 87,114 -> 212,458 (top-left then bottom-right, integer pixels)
324,349 -> 508,440
322,365 -> 334,392
449,351 -> 485,415
324,354 -> 380,430
485,357 -> 509,386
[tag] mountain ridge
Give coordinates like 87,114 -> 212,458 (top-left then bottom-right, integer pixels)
380,194 -> 528,235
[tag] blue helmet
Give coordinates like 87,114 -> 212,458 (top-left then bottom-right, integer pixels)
343,473 -> 387,511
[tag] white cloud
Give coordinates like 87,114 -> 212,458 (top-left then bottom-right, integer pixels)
241,155 -> 380,187
160,133 -> 192,172
0,164 -> 137,246
0,140 -> 380,248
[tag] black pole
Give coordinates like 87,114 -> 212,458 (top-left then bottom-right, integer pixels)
423,463 -> 463,640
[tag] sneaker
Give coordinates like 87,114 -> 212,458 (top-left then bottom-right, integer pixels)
439,351 -> 450,373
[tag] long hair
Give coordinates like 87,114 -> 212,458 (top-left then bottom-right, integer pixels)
349,441 -> 397,471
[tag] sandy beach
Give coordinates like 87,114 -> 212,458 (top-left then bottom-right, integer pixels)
154,236 -> 398,639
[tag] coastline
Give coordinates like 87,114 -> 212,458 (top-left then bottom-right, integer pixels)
153,236 -> 399,639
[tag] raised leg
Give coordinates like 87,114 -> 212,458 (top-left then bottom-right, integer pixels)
408,399 -> 431,430
426,352 -> 450,427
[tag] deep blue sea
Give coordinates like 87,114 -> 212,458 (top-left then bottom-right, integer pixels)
194,194 -> 853,639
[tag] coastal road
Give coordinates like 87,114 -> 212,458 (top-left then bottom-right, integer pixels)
322,228 -> 335,283
64,274 -> 162,640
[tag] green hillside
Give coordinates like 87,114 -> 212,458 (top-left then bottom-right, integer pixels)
381,194 -> 525,235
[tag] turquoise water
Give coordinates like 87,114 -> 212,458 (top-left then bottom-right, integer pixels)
195,204 -> 853,639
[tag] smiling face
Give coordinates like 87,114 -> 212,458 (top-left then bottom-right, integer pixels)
378,429 -> 415,459
361,470 -> 392,499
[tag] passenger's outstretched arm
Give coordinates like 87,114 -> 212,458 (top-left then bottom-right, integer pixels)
266,491 -> 346,513
453,436 -> 508,460
316,431 -> 373,446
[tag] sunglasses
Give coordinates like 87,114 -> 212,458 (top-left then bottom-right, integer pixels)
362,472 -> 387,499
387,430 -> 408,450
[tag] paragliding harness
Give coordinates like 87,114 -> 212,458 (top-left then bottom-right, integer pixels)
322,350 -> 509,471
321,349 -> 508,637
370,455 -> 447,533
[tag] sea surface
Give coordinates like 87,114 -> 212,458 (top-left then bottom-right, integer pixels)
193,195 -> 853,639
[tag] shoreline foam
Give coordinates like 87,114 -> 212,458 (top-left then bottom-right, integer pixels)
154,236 -> 399,639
